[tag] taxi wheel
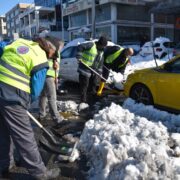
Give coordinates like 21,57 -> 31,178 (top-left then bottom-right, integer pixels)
130,84 -> 153,105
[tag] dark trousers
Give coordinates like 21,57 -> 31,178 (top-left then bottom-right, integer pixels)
79,73 -> 98,102
0,100 -> 46,176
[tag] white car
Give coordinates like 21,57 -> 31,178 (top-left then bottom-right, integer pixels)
60,39 -> 115,82
139,37 -> 175,59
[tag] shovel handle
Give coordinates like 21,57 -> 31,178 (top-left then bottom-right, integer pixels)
27,111 -> 43,128
79,59 -> 107,82
27,111 -> 59,145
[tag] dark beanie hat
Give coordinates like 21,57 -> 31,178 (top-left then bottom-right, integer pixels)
97,36 -> 107,46
45,35 -> 64,51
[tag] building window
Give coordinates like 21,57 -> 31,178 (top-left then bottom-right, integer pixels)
154,14 -> 174,24
15,9 -> 19,16
154,28 -> 174,41
31,26 -> 36,35
117,4 -> 150,22
3,18 -> 6,22
117,26 -> 150,44
70,11 -> 86,27
89,4 -> 111,24
96,26 -> 111,40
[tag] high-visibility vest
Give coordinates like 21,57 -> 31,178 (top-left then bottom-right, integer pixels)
0,38 -> 48,93
80,43 -> 98,67
105,47 -> 129,69
46,55 -> 60,78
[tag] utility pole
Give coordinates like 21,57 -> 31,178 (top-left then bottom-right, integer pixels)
61,0 -> 64,40
91,0 -> 96,39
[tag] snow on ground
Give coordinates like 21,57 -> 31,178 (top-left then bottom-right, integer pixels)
79,99 -> 180,180
77,38 -> 179,179
57,37 -> 179,179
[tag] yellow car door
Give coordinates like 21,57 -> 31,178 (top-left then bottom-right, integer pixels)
155,57 -> 180,110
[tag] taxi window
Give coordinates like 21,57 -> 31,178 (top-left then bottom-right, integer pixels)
169,57 -> 180,73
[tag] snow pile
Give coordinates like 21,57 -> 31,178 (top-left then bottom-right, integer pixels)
78,102 -> 89,112
123,98 -> 180,128
80,102 -> 180,180
57,100 -> 78,112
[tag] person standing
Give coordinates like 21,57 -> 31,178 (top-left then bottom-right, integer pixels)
0,37 -> 60,179
38,36 -> 65,125
97,46 -> 134,96
76,36 -> 107,102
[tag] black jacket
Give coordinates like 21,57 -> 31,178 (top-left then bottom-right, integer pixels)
102,46 -> 128,80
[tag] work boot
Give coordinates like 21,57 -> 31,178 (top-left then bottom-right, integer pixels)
33,168 -> 60,180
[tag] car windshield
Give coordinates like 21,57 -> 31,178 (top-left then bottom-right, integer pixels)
163,57 -> 180,72
61,46 -> 77,59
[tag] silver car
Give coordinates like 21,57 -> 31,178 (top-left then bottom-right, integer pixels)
60,40 -> 115,83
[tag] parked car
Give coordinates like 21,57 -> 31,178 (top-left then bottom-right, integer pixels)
173,42 -> 180,56
60,39 -> 115,82
139,37 -> 175,59
124,55 -> 180,113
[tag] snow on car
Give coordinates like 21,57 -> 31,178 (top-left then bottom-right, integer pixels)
139,37 -> 175,59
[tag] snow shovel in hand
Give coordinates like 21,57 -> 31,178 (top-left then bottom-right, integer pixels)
27,111 -> 61,145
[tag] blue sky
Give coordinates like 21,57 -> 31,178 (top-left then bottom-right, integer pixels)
0,0 -> 34,15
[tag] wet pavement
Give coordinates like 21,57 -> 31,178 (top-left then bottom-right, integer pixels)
4,81 -> 125,180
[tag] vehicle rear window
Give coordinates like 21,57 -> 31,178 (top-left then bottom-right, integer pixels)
154,43 -> 160,47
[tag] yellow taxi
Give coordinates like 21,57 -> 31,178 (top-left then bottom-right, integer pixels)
124,55 -> 180,113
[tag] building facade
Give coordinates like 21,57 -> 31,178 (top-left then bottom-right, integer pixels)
6,3 -> 32,40
19,4 -> 56,39
0,15 -> 7,40
62,0 -> 174,44
34,0 -> 69,40
34,0 -> 61,7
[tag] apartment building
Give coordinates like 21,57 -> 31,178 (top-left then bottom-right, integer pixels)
62,0 -> 175,44
19,4 -> 56,39
0,15 -> 7,40
6,3 -> 31,40
34,0 -> 69,40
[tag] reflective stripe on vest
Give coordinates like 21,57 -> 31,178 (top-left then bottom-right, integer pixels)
0,60 -> 30,92
118,57 -> 129,69
46,57 -> 60,77
105,48 -> 124,64
1,38 -> 48,93
81,43 -> 97,67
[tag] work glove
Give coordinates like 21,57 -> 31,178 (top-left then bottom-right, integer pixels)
53,60 -> 59,70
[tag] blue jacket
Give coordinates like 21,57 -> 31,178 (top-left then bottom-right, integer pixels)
30,68 -> 47,102
0,41 -> 10,57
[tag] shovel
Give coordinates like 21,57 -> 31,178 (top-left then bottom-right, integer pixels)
79,60 -> 123,93
79,59 -> 107,82
27,111 -> 77,156
27,111 -> 61,145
